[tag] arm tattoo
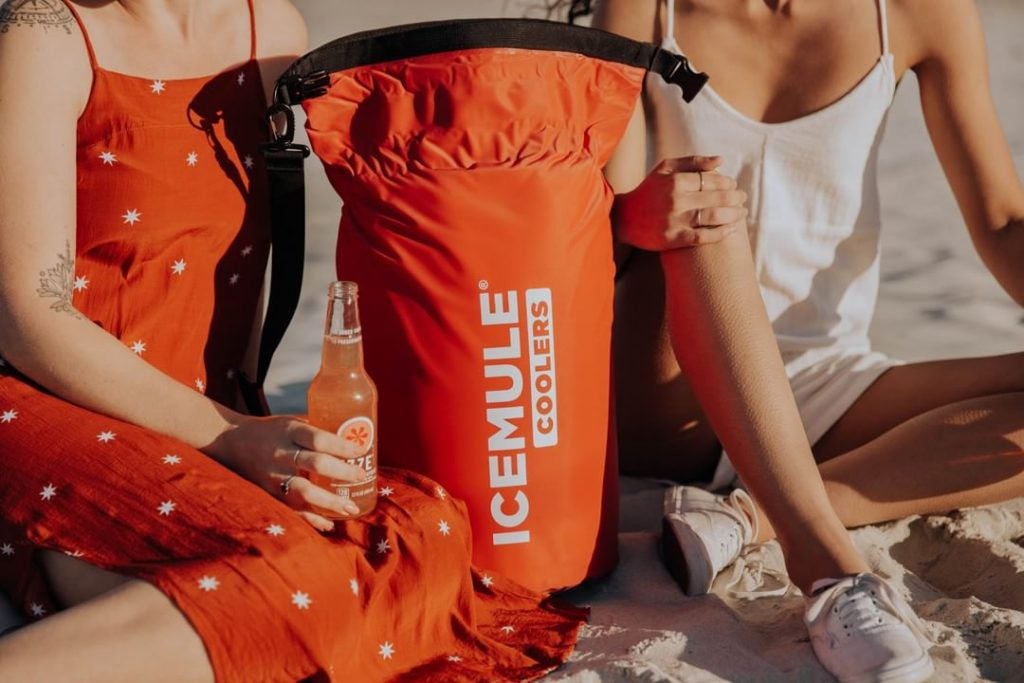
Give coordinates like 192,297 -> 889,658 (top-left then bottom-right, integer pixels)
0,0 -> 74,35
37,241 -> 82,318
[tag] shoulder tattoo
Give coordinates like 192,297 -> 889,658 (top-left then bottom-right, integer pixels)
37,241 -> 82,318
0,0 -> 75,35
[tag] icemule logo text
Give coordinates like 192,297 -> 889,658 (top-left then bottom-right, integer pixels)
480,287 -> 558,547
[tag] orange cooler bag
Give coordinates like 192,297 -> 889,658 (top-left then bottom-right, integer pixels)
263,20 -> 707,593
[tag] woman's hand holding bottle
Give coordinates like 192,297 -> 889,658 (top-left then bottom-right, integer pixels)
207,415 -> 365,532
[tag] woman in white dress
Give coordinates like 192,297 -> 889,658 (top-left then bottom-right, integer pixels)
558,0 -> 1022,680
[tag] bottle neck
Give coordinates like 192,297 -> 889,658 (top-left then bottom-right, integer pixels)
322,285 -> 365,371
321,334 -> 365,371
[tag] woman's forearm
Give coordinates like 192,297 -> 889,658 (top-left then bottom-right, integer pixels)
977,215 -> 1024,308
0,303 -> 241,455
659,229 -> 851,549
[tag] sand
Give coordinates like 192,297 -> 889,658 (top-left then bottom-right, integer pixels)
276,1 -> 1023,680
3,2 -> 1020,681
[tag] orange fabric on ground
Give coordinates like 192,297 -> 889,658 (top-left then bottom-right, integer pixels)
0,3 -> 586,680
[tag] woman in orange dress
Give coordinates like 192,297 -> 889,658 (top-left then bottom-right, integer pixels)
0,1 -> 584,680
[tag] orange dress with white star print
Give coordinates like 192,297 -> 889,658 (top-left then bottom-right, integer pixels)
0,2 -> 586,680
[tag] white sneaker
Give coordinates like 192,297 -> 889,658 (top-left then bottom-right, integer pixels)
805,573 -> 934,683
661,486 -> 758,595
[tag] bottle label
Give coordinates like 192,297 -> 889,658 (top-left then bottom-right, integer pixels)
337,416 -> 376,479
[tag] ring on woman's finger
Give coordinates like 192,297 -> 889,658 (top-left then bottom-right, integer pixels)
695,208 -> 704,227
698,171 -> 705,192
281,474 -> 298,496
292,448 -> 302,467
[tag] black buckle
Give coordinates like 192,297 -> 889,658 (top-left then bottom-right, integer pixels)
650,48 -> 709,103
261,102 -> 310,161
273,70 -> 331,106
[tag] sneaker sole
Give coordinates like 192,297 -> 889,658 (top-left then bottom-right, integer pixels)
661,515 -> 715,596
838,649 -> 935,683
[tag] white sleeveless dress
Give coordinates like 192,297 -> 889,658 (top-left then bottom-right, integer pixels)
646,0 -> 899,479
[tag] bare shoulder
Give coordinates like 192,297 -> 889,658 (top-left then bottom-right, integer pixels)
890,0 -> 985,69
254,0 -> 308,60
592,0 -> 660,44
0,0 -> 74,34
0,0 -> 91,115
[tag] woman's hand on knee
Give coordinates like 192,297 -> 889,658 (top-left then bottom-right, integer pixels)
612,155 -> 747,250
207,416 -> 365,531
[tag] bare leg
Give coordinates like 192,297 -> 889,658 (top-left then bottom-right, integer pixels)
614,250 -> 721,481
752,357 -> 1024,541
660,231 -> 868,592
0,554 -> 213,683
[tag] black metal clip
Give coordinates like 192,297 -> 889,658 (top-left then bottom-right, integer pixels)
261,101 -> 310,164
650,48 -> 709,103
273,70 -> 331,107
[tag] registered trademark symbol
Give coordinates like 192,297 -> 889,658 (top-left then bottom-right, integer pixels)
478,280 -> 489,291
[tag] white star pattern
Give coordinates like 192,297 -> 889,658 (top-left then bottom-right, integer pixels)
242,155 -> 254,170
195,378 -> 206,393
97,431 -> 116,443
186,151 -> 198,167
39,484 -> 57,501
291,591 -> 312,610
229,273 -> 240,286
1,543 -> 14,556
157,500 -> 176,516
150,79 -> 166,94
130,340 -> 146,355
237,72 -> 246,86
436,486 -> 447,500
349,578 -> 359,596
226,369 -> 236,380
99,151 -> 117,165
378,642 -> 395,660
379,486 -> 394,498
438,520 -> 451,536
240,244 -> 253,257
162,454 -> 181,465
197,576 -> 220,592
171,259 -> 187,275
73,275 -> 89,292
1,409 -> 17,424
122,209 -> 142,225
500,625 -> 515,635
29,603 -> 45,618
480,574 -> 494,588
265,524 -> 285,537
64,550 -> 85,558
447,655 -> 462,663
376,538 -> 391,554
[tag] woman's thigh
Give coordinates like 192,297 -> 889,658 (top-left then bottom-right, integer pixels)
815,351 -> 1024,461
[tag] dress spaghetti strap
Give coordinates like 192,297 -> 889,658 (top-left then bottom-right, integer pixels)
60,0 -> 99,71
664,0 -> 676,44
877,0 -> 891,56
246,0 -> 257,61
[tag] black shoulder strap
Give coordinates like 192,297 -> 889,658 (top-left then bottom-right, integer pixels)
239,104 -> 311,416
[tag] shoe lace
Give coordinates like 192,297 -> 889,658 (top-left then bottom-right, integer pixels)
719,490 -> 792,599
830,576 -> 929,641
723,544 -> 793,599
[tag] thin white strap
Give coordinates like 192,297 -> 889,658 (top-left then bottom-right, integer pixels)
664,0 -> 675,43
877,0 -> 890,55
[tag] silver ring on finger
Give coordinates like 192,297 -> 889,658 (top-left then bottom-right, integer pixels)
697,171 -> 704,192
281,474 -> 298,496
695,207 -> 704,227
292,448 -> 302,468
